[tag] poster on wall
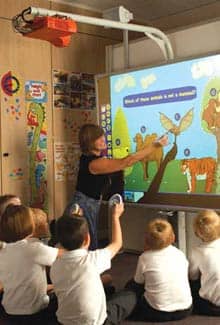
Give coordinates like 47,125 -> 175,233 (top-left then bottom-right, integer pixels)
54,142 -> 80,181
1,71 -> 22,121
53,69 -> 96,110
26,80 -> 48,211
0,71 -> 25,191
108,53 -> 220,202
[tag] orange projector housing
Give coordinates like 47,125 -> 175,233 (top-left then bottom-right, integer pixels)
24,16 -> 77,47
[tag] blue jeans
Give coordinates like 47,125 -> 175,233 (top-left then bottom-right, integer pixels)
63,191 -> 101,250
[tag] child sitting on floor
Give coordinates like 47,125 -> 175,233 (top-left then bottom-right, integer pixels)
0,194 -> 21,217
31,208 -> 50,240
31,207 -> 56,290
0,194 -> 20,295
0,205 -> 60,324
50,202 -> 136,325
48,203 -> 83,247
189,209 -> 220,316
127,218 -> 192,322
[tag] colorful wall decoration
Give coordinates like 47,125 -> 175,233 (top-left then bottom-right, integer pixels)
25,81 -> 48,211
9,168 -> 24,180
1,71 -> 22,121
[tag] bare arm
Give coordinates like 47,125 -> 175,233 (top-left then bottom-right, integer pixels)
57,248 -> 65,257
89,134 -> 168,175
0,281 -> 3,293
107,203 -> 124,258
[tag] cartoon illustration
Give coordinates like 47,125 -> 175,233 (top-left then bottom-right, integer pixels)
136,107 -> 193,195
27,101 -> 47,210
146,109 -> 192,194
133,133 -> 163,180
201,79 -> 220,193
107,53 -> 220,200
180,157 -> 216,193
112,107 -> 133,177
159,108 -> 194,138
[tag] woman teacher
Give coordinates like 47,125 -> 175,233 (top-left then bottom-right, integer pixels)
64,124 -> 168,250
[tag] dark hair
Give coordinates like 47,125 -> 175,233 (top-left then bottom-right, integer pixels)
79,124 -> 104,154
0,194 -> 20,216
56,215 -> 89,250
0,205 -> 34,243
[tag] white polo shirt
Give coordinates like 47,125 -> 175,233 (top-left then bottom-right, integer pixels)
189,238 -> 220,305
50,247 -> 111,325
0,238 -> 58,315
134,245 -> 192,312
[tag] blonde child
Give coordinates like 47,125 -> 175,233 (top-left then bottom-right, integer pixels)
0,205 -> 59,324
31,208 -> 50,240
189,209 -> 220,316
0,194 -> 19,295
50,202 -> 136,325
127,218 -> 192,322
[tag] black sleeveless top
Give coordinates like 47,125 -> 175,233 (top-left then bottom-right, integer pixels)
76,154 -> 110,200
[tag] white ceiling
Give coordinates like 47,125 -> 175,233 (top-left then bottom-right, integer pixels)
57,0 -> 219,24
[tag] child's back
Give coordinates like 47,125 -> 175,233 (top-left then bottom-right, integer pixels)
129,218 -> 192,322
189,209 -> 220,309
136,244 -> 191,311
0,205 -> 58,316
190,237 -> 220,305
51,247 -> 110,325
0,237 -> 57,314
51,203 -> 136,325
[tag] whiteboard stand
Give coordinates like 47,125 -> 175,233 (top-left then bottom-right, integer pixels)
177,211 -> 187,254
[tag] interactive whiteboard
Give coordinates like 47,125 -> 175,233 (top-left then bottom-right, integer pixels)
97,53 -> 220,208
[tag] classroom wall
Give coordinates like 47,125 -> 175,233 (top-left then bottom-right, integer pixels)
0,0 -> 118,220
105,19 -> 220,253
0,0 -> 53,212
107,20 -> 220,72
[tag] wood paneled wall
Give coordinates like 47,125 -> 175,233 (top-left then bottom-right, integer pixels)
0,0 -> 118,218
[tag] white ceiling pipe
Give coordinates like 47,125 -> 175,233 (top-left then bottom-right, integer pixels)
29,6 -> 174,61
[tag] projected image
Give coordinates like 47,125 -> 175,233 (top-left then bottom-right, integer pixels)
106,54 -> 220,199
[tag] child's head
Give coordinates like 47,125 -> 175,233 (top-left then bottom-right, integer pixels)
0,205 -> 34,243
144,218 -> 175,250
194,209 -> 220,242
31,208 -> 49,239
56,215 -> 89,250
0,194 -> 21,217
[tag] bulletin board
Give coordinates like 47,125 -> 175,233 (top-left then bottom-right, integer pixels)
53,69 -> 97,215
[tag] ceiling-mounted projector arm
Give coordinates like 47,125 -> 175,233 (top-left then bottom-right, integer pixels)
13,6 -> 174,61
